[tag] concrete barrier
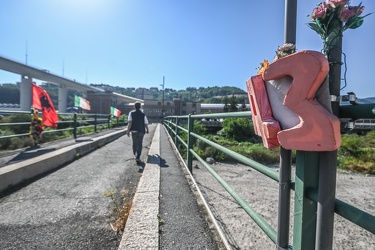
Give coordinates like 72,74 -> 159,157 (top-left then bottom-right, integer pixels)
0,129 -> 126,194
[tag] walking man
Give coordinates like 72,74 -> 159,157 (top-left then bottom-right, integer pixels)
127,102 -> 149,170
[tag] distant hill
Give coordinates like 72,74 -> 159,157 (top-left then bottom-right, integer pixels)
89,84 -> 247,103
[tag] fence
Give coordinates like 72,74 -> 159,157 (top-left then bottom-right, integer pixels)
0,110 -> 127,148
163,112 -> 375,250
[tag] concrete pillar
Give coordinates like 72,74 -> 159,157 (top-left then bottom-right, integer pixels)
20,76 -> 32,111
58,85 -> 68,113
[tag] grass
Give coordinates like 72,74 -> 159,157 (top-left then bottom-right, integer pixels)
338,131 -> 375,175
187,128 -> 375,175
192,134 -> 282,165
104,188 -> 133,234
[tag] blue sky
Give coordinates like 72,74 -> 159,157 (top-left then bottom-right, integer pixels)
0,0 -> 374,97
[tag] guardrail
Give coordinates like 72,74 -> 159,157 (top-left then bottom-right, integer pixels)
0,110 -> 127,148
163,112 -> 375,250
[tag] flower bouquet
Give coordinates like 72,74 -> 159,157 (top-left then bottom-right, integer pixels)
307,0 -> 371,54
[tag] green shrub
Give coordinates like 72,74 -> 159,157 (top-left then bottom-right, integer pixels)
220,118 -> 261,143
229,143 -> 280,165
2,113 -> 31,134
7,137 -> 32,149
191,134 -> 279,165
338,133 -> 375,174
0,129 -> 13,150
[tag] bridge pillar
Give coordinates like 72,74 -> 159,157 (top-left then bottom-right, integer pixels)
58,85 -> 68,113
20,76 -> 32,111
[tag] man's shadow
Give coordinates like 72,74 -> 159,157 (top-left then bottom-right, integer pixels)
146,154 -> 168,168
7,146 -> 56,165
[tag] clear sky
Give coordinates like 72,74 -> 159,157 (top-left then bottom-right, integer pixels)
0,0 -> 374,97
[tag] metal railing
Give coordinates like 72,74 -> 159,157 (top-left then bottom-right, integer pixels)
0,110 -> 127,146
163,112 -> 375,250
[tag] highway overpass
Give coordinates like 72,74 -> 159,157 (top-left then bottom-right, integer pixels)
0,55 -> 103,112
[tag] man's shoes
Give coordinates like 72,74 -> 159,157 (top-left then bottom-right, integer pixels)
138,165 -> 144,172
135,158 -> 141,164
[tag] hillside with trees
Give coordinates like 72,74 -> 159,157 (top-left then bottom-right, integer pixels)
90,84 -> 247,104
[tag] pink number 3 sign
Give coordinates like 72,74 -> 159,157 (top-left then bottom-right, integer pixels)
246,50 -> 341,151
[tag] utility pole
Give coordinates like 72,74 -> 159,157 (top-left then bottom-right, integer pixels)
160,76 -> 165,122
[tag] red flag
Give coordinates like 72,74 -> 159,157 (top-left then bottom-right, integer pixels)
32,83 -> 59,128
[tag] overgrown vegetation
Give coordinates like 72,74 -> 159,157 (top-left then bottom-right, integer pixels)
176,118 -> 374,175
338,131 -> 375,174
104,188 -> 133,234
176,118 -> 280,165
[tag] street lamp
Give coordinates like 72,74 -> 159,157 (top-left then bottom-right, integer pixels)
160,76 -> 165,122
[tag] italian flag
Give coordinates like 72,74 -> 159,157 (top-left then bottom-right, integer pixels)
74,95 -> 91,110
111,107 -> 121,117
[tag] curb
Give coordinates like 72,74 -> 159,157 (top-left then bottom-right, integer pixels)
118,124 -> 161,249
0,129 -> 126,195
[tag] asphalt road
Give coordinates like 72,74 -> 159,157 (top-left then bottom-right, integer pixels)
0,124 -> 221,250
0,124 -> 156,250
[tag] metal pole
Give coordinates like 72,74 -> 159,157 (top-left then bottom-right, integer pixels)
175,116 -> 179,148
293,151 -> 319,250
284,0 -> 297,44
187,114 -> 194,173
316,151 -> 337,249
94,114 -> 97,133
161,76 -> 165,123
277,147 -> 292,249
276,1 -> 297,249
315,26 -> 342,250
73,113 -> 77,139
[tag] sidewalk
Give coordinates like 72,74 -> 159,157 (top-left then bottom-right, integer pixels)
119,124 -> 223,249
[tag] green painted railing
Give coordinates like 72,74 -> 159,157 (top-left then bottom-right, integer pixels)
164,112 -> 375,250
0,110 -> 127,143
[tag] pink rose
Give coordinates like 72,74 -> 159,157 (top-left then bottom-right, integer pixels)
312,2 -> 328,20
356,6 -> 365,16
339,5 -> 358,22
327,0 -> 348,8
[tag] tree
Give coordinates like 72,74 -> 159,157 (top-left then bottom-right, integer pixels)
229,95 -> 238,112
223,96 -> 229,112
0,84 -> 20,104
240,102 -> 247,111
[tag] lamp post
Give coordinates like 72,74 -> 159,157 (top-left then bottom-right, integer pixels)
160,76 -> 165,122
